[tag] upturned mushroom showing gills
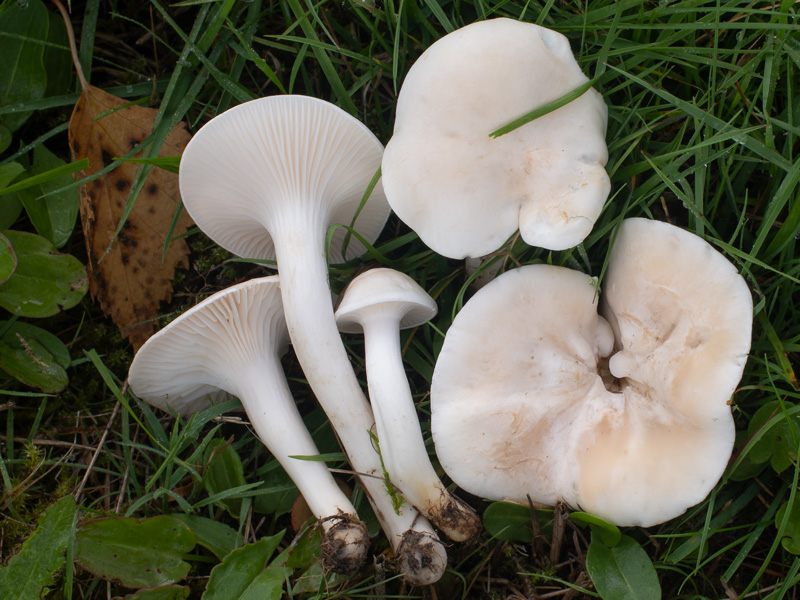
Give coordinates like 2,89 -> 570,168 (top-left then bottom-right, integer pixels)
127,276 -> 369,572
431,218 -> 753,527
335,268 -> 482,542
178,96 -> 446,585
381,18 -> 610,259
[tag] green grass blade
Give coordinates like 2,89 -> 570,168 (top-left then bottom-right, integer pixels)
489,75 -> 602,138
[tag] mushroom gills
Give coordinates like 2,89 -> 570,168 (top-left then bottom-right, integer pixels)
127,276 -> 370,570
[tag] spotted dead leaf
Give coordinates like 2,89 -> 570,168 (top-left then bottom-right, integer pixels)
68,85 -> 193,348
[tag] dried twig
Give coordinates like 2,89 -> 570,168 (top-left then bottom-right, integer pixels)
0,435 -> 97,453
74,400 -> 121,502
1,452 -> 73,510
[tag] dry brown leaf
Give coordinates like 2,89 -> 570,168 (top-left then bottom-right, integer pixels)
68,85 -> 193,349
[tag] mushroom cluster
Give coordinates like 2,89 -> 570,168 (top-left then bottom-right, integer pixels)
126,17 -> 753,586
129,94 -> 450,586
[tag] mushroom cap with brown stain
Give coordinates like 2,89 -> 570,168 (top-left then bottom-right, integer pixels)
431,218 -> 752,526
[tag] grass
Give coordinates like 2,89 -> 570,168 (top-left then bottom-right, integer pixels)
1,0 -> 799,598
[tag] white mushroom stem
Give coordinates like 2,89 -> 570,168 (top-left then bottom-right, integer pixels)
237,364 -> 370,569
237,362 -> 355,525
272,217 -> 378,478
465,255 -> 504,290
272,221 -> 448,585
127,277 -> 369,572
358,311 -> 482,541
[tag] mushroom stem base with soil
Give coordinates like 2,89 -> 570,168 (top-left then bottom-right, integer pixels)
238,365 -> 370,571
395,528 -> 448,586
319,514 -> 371,573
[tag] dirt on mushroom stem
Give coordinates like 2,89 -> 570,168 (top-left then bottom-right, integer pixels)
425,491 -> 482,542
395,529 -> 448,587
319,514 -> 371,574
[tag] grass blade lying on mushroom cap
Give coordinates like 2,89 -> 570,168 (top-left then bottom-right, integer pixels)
431,218 -> 753,527
381,18 -> 610,259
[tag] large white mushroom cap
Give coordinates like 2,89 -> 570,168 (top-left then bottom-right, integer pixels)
179,95 -> 389,264
382,18 -> 610,259
431,218 -> 752,526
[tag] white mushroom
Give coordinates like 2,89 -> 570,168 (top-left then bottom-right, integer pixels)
382,18 -> 610,259
127,276 -> 369,572
178,96 -> 446,584
431,218 -> 752,526
335,268 -> 481,541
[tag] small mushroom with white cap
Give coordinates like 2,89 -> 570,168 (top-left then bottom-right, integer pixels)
178,95 -> 446,585
127,276 -> 370,572
382,18 -> 610,259
335,268 -> 482,542
431,218 -> 753,527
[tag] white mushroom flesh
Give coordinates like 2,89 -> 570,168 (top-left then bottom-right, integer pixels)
431,218 -> 752,526
382,18 -> 610,259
